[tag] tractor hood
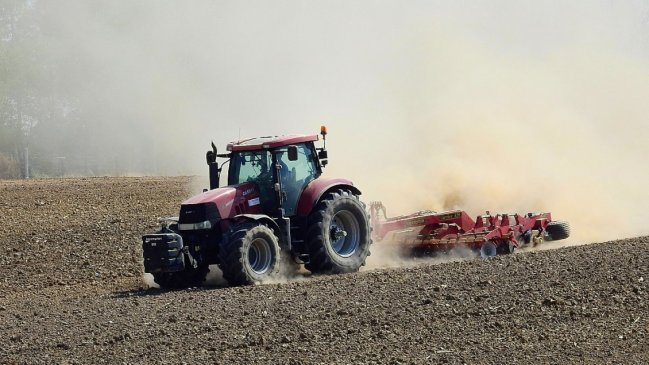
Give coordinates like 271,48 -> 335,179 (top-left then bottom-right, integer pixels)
180,182 -> 261,222
182,186 -> 237,208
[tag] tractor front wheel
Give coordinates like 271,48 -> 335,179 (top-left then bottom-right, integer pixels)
305,189 -> 372,274
218,223 -> 281,286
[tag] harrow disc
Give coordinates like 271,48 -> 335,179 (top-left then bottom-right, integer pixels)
480,241 -> 498,258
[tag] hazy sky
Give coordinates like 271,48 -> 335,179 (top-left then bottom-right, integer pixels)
34,0 -> 649,241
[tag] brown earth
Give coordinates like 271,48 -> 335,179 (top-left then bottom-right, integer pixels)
0,177 -> 647,364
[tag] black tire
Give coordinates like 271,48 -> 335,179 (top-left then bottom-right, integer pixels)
153,265 -> 209,289
480,241 -> 498,258
305,189 -> 372,274
545,221 -> 570,241
218,222 -> 281,286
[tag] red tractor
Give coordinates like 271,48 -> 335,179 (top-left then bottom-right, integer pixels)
142,127 -> 372,288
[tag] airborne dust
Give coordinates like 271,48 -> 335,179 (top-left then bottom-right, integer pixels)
36,2 -> 649,249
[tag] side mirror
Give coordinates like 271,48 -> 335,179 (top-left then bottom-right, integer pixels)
318,150 -> 328,159
287,145 -> 298,161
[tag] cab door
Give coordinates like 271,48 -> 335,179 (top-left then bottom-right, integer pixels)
276,143 -> 319,216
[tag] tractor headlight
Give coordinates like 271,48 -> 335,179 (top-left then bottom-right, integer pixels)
178,220 -> 212,231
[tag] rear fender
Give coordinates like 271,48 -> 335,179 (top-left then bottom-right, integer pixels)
296,178 -> 361,216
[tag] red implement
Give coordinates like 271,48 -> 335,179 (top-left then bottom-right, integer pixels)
369,202 -> 569,257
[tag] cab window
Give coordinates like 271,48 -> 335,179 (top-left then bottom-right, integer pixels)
276,144 -> 319,215
228,151 -> 273,186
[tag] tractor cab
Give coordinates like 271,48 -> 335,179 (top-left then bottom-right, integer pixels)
227,139 -> 321,216
206,128 -> 329,218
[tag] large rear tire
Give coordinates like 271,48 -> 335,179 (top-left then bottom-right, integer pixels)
152,265 -> 209,289
546,221 -> 570,241
218,223 -> 281,286
305,189 -> 372,274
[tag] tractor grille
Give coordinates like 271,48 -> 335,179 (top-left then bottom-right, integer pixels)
179,203 -> 220,224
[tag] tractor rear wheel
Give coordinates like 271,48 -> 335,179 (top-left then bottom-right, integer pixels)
218,222 -> 281,286
152,265 -> 209,289
545,221 -> 570,241
305,189 -> 372,274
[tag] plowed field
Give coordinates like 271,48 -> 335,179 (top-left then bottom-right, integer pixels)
1,177 -> 647,364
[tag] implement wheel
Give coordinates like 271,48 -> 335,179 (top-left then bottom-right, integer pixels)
305,189 -> 372,274
218,223 -> 281,286
480,241 -> 498,258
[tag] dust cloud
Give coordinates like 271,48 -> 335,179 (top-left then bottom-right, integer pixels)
33,1 -> 649,243
322,2 -> 649,244
141,273 -> 158,288
363,239 -> 478,271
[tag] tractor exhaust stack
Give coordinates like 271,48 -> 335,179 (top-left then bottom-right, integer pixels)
206,141 -> 219,190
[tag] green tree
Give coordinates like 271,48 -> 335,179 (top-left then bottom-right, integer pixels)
0,0 -> 72,178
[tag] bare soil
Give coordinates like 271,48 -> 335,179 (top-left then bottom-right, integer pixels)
1,177 -> 647,364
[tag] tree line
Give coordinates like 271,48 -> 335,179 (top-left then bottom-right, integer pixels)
1,1 -> 189,179
1,1 -> 89,178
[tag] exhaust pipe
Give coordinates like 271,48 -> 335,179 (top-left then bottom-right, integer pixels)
206,142 -> 220,190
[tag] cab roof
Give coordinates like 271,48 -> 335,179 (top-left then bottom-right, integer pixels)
226,134 -> 319,152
